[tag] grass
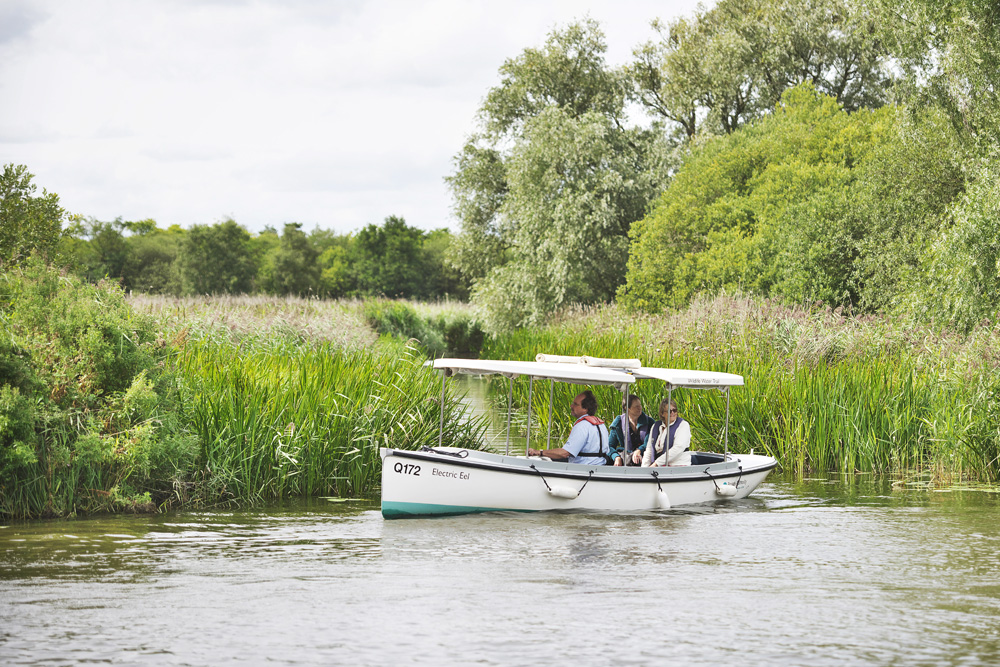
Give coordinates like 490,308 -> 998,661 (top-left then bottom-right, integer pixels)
0,292 -> 488,518
172,335 -> 485,505
481,293 -> 1000,483
127,293 -> 377,348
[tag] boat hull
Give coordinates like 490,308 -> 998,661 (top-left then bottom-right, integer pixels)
380,447 -> 777,519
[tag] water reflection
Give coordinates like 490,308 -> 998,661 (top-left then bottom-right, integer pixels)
2,480 -> 1000,666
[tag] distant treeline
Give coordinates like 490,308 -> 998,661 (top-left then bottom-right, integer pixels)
57,214 -> 469,300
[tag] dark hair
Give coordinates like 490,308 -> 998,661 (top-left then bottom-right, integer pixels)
579,390 -> 598,416
627,394 -> 641,409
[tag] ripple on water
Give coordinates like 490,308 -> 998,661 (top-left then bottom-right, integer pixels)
3,486 -> 1000,665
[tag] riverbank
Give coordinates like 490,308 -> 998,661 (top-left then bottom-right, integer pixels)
4,264 -> 998,520
0,265 -> 484,520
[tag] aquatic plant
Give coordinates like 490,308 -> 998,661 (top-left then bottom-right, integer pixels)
482,293 -> 1000,482
172,336 -> 486,505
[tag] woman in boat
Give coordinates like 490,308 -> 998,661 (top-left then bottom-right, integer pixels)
609,394 -> 655,466
642,398 -> 691,467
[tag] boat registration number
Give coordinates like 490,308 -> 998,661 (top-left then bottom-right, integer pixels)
393,462 -> 421,476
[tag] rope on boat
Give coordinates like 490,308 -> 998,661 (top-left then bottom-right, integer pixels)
651,471 -> 671,509
704,466 -> 743,496
529,465 -> 594,499
651,470 -> 664,494
420,446 -> 469,458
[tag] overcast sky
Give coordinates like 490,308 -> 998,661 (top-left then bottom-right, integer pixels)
1,0 -> 708,235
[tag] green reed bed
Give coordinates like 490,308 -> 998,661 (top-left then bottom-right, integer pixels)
361,298 -> 485,357
482,295 -> 1000,482
171,336 -> 485,505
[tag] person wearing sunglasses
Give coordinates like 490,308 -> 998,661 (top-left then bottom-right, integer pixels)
641,398 -> 691,467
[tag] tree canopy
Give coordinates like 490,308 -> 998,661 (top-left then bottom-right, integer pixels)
630,0 -> 893,139
622,84 -> 895,312
448,19 -> 665,331
0,164 -> 64,266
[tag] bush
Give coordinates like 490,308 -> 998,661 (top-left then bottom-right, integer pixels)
362,299 -> 487,357
0,260 -> 196,518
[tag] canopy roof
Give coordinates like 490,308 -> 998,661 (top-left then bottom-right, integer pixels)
433,359 -> 635,388
432,358 -> 744,389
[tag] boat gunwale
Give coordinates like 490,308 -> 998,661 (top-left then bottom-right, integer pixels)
384,447 -> 777,484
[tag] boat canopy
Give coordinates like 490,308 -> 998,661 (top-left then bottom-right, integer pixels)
431,358 -> 744,390
631,367 -> 744,388
432,358 -> 636,389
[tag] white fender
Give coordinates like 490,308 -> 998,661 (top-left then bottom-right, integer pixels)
656,488 -> 671,509
547,486 -> 580,499
716,484 -> 738,497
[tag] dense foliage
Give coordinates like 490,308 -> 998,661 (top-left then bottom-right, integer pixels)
620,84 -> 970,313
0,263 -> 483,519
0,260 -> 196,517
447,19 -> 666,332
443,0 -> 1000,334
631,0 -> 891,139
0,164 -> 64,266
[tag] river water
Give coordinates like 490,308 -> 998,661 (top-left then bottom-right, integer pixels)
2,477 -> 1000,666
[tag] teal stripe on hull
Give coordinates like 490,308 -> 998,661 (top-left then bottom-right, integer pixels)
382,501 -> 532,519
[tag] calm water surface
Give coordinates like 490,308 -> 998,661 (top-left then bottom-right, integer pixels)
2,478 -> 1000,666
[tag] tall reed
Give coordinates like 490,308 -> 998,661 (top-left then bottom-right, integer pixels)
171,335 -> 485,504
481,295 -> 1000,482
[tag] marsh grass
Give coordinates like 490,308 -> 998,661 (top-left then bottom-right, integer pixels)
172,336 -> 486,505
128,293 -> 377,348
483,293 -> 1000,482
128,293 -> 490,504
362,298 -> 485,357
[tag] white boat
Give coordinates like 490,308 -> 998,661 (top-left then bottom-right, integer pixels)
380,355 -> 777,519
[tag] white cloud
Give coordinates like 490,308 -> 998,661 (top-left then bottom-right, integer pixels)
0,0 -> 707,233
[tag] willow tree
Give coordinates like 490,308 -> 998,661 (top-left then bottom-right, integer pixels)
869,0 -> 1000,152
630,0 -> 893,139
447,19 -> 666,331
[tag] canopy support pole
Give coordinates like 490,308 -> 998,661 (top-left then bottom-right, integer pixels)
547,380 -> 554,450
438,370 -> 446,448
621,385 -> 629,463
724,387 -> 731,460
505,377 -> 513,456
526,376 -> 534,455
667,385 -> 673,466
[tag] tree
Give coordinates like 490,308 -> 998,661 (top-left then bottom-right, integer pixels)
622,84 -> 893,312
906,162 -> 1000,330
869,0 -> 1000,152
352,216 -> 427,299
259,223 -> 320,296
421,229 -> 469,301
60,217 -> 130,287
448,19 -> 664,330
125,225 -> 184,295
0,164 -> 64,266
475,107 -> 663,329
631,0 -> 893,139
176,219 -> 257,295
309,227 -> 356,298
